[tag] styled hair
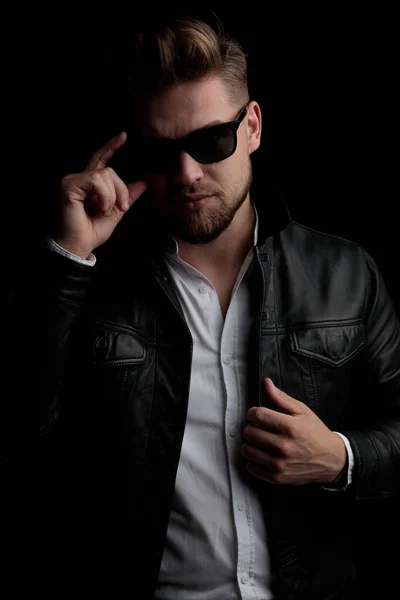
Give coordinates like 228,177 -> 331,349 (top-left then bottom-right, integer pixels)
126,16 -> 250,110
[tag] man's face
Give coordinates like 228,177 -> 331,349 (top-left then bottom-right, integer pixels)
137,76 -> 261,244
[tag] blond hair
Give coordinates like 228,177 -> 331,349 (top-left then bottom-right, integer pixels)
128,16 -> 249,109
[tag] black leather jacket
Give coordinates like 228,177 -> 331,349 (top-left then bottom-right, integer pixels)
31,187 -> 399,599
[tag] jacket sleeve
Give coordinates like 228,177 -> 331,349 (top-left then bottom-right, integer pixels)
40,248 -> 98,436
341,247 -> 400,498
8,246 -> 98,441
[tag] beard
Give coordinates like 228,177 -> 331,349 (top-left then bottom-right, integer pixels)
155,159 -> 253,244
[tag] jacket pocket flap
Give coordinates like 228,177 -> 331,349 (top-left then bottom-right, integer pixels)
92,325 -> 147,367
290,324 -> 364,367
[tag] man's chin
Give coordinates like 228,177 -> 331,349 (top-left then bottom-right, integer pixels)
174,228 -> 225,245
167,214 -> 234,245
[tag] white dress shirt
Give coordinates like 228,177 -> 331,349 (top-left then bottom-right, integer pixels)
47,204 -> 354,600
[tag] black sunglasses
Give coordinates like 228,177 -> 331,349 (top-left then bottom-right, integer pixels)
134,103 -> 249,174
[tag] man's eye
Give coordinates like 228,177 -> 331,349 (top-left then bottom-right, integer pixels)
209,129 -> 230,141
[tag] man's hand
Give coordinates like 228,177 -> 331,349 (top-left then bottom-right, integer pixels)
241,378 -> 347,486
55,132 -> 148,259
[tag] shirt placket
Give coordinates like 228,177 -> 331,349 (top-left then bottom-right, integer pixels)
221,264 -> 258,600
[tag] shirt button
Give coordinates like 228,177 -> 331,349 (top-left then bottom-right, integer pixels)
238,503 -> 245,511
199,285 -> 207,294
223,355 -> 231,364
229,429 -> 238,437
241,573 -> 249,584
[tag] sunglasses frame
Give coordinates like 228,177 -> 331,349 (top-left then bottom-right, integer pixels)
138,102 -> 250,168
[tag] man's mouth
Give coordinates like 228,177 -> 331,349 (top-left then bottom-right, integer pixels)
183,194 -> 213,202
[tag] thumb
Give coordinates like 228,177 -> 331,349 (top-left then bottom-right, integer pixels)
126,180 -> 148,207
264,378 -> 303,414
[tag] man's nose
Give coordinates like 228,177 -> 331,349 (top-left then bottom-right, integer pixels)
171,151 -> 204,186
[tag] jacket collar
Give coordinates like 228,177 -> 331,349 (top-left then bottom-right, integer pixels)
251,184 -> 291,248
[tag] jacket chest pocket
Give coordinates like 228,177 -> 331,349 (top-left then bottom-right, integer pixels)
90,323 -> 148,398
85,322 -> 154,461
92,326 -> 147,368
288,323 -> 365,424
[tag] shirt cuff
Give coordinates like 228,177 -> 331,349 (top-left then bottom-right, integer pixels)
321,432 -> 354,491
46,237 -> 96,266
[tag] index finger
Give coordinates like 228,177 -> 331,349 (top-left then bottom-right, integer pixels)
247,406 -> 291,434
84,131 -> 127,172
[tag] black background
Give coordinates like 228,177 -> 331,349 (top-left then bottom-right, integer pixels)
14,6 -> 398,597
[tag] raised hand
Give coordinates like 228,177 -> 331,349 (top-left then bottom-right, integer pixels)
54,131 -> 148,258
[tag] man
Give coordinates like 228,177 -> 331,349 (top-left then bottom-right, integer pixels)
30,15 -> 398,600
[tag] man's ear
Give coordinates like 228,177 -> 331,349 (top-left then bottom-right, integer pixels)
247,101 -> 262,155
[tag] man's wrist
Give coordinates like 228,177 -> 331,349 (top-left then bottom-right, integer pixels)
46,237 -> 97,266
323,432 -> 348,486
327,453 -> 349,487
52,238 -> 93,260
319,432 -> 347,485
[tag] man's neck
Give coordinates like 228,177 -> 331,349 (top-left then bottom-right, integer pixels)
174,198 -> 256,273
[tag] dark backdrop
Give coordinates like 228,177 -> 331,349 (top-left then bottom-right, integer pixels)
17,7 -> 397,597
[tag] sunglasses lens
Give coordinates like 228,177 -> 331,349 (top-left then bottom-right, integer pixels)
189,127 -> 236,162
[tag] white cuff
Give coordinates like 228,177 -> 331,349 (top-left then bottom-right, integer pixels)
46,237 -> 96,266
